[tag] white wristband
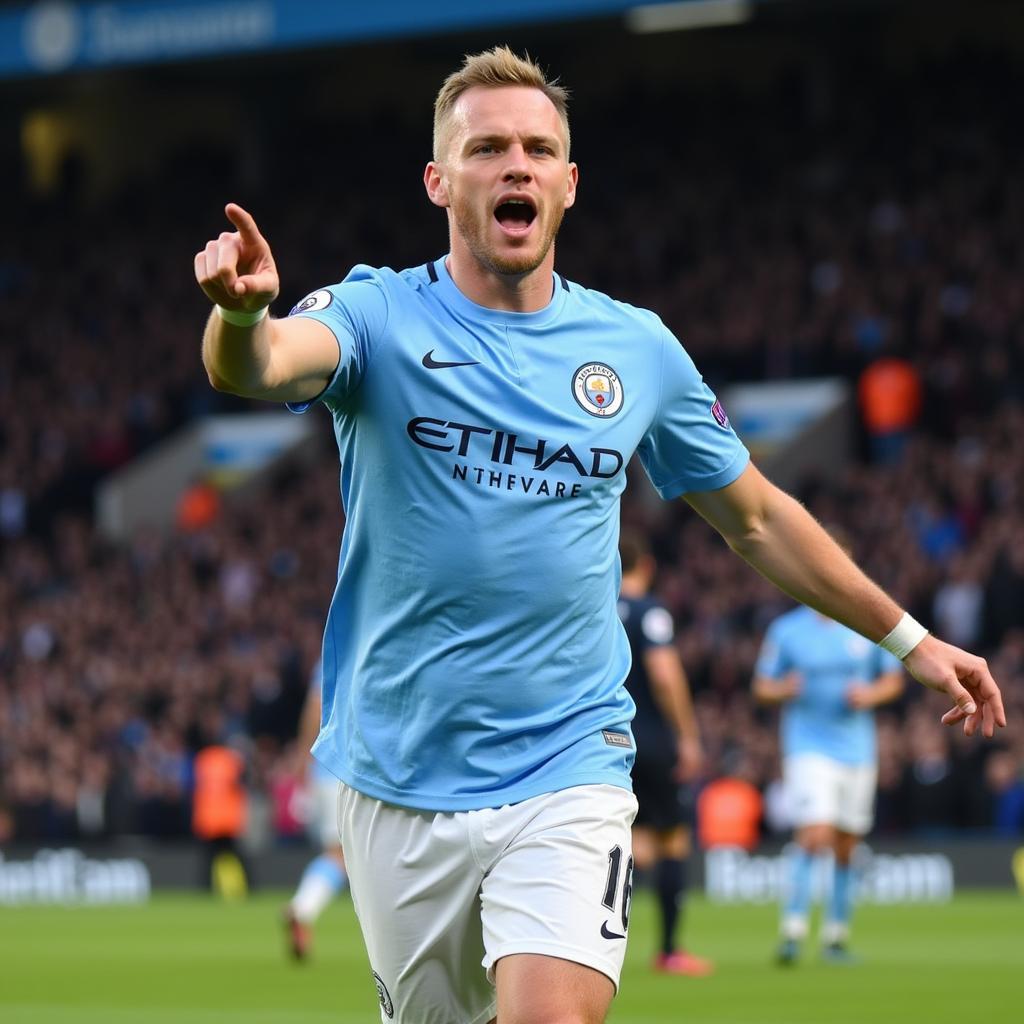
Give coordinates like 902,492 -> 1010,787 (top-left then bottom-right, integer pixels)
878,613 -> 929,660
216,304 -> 268,327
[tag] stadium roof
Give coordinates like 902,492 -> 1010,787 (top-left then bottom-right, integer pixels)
0,0 -> 765,79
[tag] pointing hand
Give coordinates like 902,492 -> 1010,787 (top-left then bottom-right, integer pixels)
194,203 -> 280,313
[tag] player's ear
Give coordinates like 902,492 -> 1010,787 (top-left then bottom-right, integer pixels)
563,162 -> 579,210
424,162 -> 450,208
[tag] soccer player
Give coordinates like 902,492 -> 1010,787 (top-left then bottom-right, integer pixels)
283,660 -> 348,961
753,538 -> 904,965
618,529 -> 712,976
195,47 -> 1005,1024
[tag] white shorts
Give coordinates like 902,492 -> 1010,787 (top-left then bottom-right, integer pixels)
783,753 -> 877,835
309,777 -> 343,849
338,782 -> 638,1024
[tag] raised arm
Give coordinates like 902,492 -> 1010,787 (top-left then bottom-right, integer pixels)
685,462 -> 1005,737
195,203 -> 340,403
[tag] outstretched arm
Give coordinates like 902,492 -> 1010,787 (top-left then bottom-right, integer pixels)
686,463 -> 1005,737
195,203 -> 339,403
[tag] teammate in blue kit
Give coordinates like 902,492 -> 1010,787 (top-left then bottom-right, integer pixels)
283,660 -> 348,961
754,563 -> 904,965
195,46 -> 1005,1024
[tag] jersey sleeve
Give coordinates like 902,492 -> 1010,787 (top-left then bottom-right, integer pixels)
754,622 -> 790,679
285,264 -> 390,413
637,326 -> 749,500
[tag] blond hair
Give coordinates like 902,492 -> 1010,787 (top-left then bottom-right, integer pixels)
433,46 -> 570,161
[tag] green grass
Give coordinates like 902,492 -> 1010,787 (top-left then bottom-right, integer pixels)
1,890 -> 1020,1023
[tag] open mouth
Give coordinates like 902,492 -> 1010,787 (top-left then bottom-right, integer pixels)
494,198 -> 537,235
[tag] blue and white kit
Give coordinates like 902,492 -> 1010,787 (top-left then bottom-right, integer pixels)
756,606 -> 903,834
755,606 -> 902,767
289,258 -> 749,812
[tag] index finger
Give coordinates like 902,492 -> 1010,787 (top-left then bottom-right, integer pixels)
225,202 -> 262,245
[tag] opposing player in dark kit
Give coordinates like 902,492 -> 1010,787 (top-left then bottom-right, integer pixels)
619,529 -> 712,976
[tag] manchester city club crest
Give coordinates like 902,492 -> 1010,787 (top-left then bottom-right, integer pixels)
572,362 -> 624,418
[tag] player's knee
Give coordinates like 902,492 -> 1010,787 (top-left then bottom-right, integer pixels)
798,825 -> 833,852
497,985 -> 612,1024
833,833 -> 859,863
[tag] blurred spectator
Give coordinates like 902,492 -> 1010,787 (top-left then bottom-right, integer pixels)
1,41 -> 1023,845
932,553 -> 984,649
900,720 -> 957,834
269,746 -> 309,844
908,496 -> 965,565
697,757 -> 763,851
858,356 -> 922,464
986,751 -> 1024,837
192,742 -> 249,895
984,541 -> 1024,648
176,477 -> 221,532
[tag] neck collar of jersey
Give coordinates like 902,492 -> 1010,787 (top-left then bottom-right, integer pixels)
432,256 -> 568,326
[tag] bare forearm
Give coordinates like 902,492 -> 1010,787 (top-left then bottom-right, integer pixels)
752,676 -> 795,705
645,649 -> 699,740
201,309 -> 277,396
672,678 -> 699,741
654,681 -> 697,739
687,470 -> 1005,738
728,486 -> 903,643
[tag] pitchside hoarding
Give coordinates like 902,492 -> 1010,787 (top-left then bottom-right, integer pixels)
1,840 -> 1020,905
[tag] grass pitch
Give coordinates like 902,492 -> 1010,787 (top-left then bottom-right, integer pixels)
0,889 -> 1019,1023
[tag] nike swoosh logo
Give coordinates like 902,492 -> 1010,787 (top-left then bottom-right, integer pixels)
600,921 -> 625,940
422,349 -> 480,370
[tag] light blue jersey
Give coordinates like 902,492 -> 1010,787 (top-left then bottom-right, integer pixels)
755,607 -> 903,765
288,257 -> 749,810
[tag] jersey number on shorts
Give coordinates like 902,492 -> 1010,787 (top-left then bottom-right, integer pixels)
601,845 -> 634,932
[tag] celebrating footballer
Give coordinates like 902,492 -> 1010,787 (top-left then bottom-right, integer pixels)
194,47 -> 1006,1024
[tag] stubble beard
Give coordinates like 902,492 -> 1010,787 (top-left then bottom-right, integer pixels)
449,189 -> 565,278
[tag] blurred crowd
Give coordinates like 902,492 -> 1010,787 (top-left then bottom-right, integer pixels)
1,46 -> 1023,845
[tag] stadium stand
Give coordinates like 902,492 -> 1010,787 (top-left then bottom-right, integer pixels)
1,25 -> 1022,845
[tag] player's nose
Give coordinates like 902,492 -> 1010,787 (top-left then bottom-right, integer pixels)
501,146 -> 532,183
